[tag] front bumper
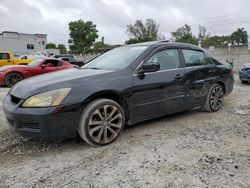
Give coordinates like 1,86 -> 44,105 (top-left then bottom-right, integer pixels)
0,73 -> 7,85
3,93 -> 82,140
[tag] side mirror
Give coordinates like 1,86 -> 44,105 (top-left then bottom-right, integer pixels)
139,63 -> 160,74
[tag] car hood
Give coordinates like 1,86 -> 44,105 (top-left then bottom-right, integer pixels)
10,68 -> 112,98
0,65 -> 28,71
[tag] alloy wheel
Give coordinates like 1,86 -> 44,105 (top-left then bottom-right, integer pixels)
87,104 -> 123,144
210,86 -> 224,111
6,73 -> 23,87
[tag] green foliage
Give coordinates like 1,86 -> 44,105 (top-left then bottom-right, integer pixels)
45,43 -> 57,49
125,18 -> 161,44
93,41 -> 106,49
198,25 -> 210,42
57,44 -> 67,54
171,24 -> 248,47
68,19 -> 98,54
202,35 -> 231,47
125,36 -> 156,44
231,28 -> 248,46
171,24 -> 198,45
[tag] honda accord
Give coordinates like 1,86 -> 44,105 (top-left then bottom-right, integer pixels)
3,41 -> 234,146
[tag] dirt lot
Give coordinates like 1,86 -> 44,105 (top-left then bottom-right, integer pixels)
0,78 -> 249,188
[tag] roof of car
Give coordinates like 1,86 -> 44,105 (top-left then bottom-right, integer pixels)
126,40 -> 201,50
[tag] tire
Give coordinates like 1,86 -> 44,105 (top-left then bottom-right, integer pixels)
241,81 -> 248,84
203,84 -> 224,112
5,72 -> 23,87
78,98 -> 125,146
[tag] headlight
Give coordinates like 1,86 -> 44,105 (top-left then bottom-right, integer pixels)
22,88 -> 71,107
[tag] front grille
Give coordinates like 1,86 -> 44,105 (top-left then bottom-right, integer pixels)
23,122 -> 40,130
11,95 -> 21,104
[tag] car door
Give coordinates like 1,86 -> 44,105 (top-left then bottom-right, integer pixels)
132,47 -> 186,122
28,60 -> 59,77
181,48 -> 216,107
0,52 -> 12,66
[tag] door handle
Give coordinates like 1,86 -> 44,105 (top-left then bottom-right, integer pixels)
175,74 -> 182,79
7,60 -> 11,62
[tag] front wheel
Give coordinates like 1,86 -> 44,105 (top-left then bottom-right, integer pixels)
78,98 -> 125,146
5,72 -> 23,87
203,84 -> 224,112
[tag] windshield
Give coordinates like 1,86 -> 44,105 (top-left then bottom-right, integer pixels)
82,46 -> 148,70
28,58 -> 44,67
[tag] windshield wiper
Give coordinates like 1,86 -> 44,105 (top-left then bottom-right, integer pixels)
82,67 -> 102,70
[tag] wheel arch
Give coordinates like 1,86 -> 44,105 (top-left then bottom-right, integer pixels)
5,71 -> 24,79
83,90 -> 130,122
4,71 -> 25,87
215,81 -> 226,93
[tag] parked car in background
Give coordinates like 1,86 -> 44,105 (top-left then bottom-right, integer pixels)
19,54 -> 47,60
58,56 -> 84,67
0,58 -> 75,87
0,51 -> 32,66
239,63 -> 250,84
52,54 -> 84,67
3,41 -> 234,146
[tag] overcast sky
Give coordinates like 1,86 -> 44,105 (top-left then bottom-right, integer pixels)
1,0 -> 250,46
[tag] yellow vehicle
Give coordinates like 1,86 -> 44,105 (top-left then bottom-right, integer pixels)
0,51 -> 32,66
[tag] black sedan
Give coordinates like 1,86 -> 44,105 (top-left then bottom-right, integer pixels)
3,41 -> 234,146
239,63 -> 250,83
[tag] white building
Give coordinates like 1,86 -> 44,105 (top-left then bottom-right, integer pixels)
0,31 -> 47,55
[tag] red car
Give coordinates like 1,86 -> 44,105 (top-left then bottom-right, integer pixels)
0,58 -> 75,87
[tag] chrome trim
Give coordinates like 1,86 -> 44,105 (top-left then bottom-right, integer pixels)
133,67 -> 185,76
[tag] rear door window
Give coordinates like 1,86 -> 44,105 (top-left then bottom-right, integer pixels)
182,49 -> 209,67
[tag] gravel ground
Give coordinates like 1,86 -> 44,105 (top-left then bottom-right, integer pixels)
0,78 -> 249,188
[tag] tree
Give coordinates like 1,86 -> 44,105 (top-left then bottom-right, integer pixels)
198,25 -> 210,42
125,18 -> 161,44
57,44 -> 67,54
202,35 -> 231,47
93,41 -> 106,49
45,43 -> 57,49
171,24 -> 198,45
231,28 -> 248,46
68,19 -> 98,53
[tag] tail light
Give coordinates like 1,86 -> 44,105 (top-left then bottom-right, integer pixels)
230,67 -> 234,75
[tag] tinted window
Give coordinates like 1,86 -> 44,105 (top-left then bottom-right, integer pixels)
69,57 -> 75,62
0,53 -> 10,60
146,49 -> 180,70
182,49 -> 207,67
205,56 -> 214,65
43,60 -> 58,67
57,61 -> 63,66
61,58 -> 69,61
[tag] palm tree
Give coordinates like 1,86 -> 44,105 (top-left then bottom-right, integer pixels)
231,28 -> 248,46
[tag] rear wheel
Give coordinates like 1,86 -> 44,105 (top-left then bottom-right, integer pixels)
203,84 -> 224,112
78,98 -> 125,146
241,81 -> 248,84
5,72 -> 23,87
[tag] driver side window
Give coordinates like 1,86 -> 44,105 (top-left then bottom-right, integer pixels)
146,49 -> 180,70
42,60 -> 56,67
